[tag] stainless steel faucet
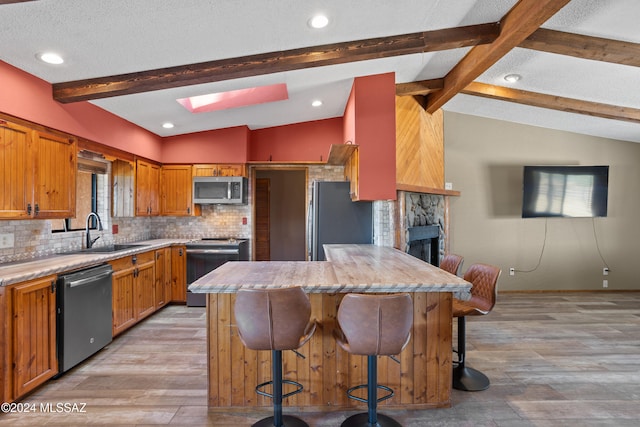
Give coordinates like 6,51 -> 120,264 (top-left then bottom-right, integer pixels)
85,212 -> 104,248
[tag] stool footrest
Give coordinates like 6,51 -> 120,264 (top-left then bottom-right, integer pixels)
256,379 -> 304,400
346,383 -> 394,404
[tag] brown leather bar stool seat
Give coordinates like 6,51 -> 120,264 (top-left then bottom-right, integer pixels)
440,253 -> 464,276
334,293 -> 413,427
452,263 -> 501,391
234,287 -> 316,427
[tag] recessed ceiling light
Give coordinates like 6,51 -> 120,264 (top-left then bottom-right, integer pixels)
504,74 -> 521,83
311,100 -> 323,107
162,122 -> 175,129
308,14 -> 329,29
37,52 -> 64,65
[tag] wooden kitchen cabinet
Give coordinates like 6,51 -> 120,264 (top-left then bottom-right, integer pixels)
171,245 -> 187,303
135,159 -> 160,216
109,251 -> 156,336
161,165 -> 200,216
9,275 -> 58,400
193,163 -> 246,177
0,121 -> 76,219
154,247 -> 172,309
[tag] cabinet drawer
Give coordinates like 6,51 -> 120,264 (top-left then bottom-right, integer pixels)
109,250 -> 155,270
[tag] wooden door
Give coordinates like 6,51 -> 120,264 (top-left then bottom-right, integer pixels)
161,165 -> 197,216
255,178 -> 270,260
217,164 -> 245,176
154,248 -> 171,308
148,163 -> 161,215
111,265 -> 136,336
111,159 -> 135,217
171,245 -> 187,302
134,258 -> 156,321
0,121 -> 32,219
32,130 -> 76,218
192,164 -> 217,176
136,160 -> 160,216
12,275 -> 57,398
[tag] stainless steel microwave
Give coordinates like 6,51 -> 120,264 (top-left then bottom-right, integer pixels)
193,176 -> 247,204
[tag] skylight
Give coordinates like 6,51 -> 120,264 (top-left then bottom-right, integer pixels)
177,83 -> 289,113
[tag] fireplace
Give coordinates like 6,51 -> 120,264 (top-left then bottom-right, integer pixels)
399,192 -> 446,266
407,225 -> 440,266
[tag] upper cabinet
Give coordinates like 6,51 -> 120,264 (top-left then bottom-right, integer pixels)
161,165 -> 200,216
193,163 -> 245,177
112,159 -> 135,217
135,159 -> 160,216
0,120 -> 76,219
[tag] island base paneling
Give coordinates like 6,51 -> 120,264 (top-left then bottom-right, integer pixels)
206,291 -> 453,410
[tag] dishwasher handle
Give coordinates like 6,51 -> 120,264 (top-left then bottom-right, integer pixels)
67,270 -> 113,288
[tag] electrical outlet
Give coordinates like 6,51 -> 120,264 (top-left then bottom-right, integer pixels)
603,267 -> 609,276
603,279 -> 608,288
509,267 -> 515,276
0,233 -> 15,249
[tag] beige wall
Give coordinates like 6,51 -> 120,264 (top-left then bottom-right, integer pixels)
444,112 -> 640,291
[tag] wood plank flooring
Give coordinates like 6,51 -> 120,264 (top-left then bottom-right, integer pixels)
1,292 -> 639,426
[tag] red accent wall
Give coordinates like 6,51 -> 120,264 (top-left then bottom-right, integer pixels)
0,61 -> 162,160
249,118 -> 343,162
349,73 -> 397,200
161,126 -> 249,163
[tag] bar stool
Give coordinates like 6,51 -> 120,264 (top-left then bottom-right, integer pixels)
440,253 -> 464,276
452,263 -> 501,391
334,293 -> 413,427
234,287 -> 316,427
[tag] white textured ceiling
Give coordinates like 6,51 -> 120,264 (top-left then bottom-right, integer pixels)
1,0 -> 639,143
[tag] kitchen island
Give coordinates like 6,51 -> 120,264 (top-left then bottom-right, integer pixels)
189,244 -> 471,412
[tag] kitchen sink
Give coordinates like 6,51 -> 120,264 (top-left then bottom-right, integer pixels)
62,244 -> 145,254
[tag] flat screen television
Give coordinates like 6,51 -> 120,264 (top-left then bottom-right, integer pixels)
522,165 -> 609,218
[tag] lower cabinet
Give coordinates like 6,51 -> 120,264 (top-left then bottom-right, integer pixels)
2,275 -> 58,402
154,247 -> 172,309
171,245 -> 187,303
109,251 -> 155,336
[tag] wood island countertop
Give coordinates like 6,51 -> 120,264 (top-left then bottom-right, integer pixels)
189,244 -> 471,299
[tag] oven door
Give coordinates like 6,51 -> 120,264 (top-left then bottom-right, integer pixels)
186,248 -> 239,306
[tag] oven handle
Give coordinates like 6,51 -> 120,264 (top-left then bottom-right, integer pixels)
186,248 -> 239,255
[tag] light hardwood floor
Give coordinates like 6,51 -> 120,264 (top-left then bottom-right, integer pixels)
1,292 -> 639,426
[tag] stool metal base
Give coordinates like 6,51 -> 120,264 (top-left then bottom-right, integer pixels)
340,412 -> 403,427
252,415 -> 309,427
452,365 -> 490,391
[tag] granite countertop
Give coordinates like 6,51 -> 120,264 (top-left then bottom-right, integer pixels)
0,239 -> 191,287
189,244 -> 472,300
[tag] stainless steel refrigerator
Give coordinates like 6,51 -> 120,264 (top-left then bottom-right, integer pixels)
309,181 -> 373,261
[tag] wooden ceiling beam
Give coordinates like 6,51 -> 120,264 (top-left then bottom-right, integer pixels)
462,82 -> 640,124
425,0 -> 571,114
521,28 -> 640,67
52,23 -> 499,103
396,78 -> 444,96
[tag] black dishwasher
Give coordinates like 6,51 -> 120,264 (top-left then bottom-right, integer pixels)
56,264 -> 113,375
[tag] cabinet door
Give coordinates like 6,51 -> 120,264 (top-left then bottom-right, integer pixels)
12,275 -> 57,398
134,259 -> 156,321
111,266 -> 136,336
161,165 -> 198,216
154,248 -> 171,308
136,160 -> 160,216
217,164 -> 246,177
192,164 -> 217,176
0,121 -> 32,219
148,163 -> 161,216
171,245 -> 187,302
32,130 -> 76,218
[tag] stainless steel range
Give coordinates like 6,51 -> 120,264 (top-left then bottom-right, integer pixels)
185,238 -> 249,307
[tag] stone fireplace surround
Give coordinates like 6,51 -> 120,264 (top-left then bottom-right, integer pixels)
397,191 -> 447,266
